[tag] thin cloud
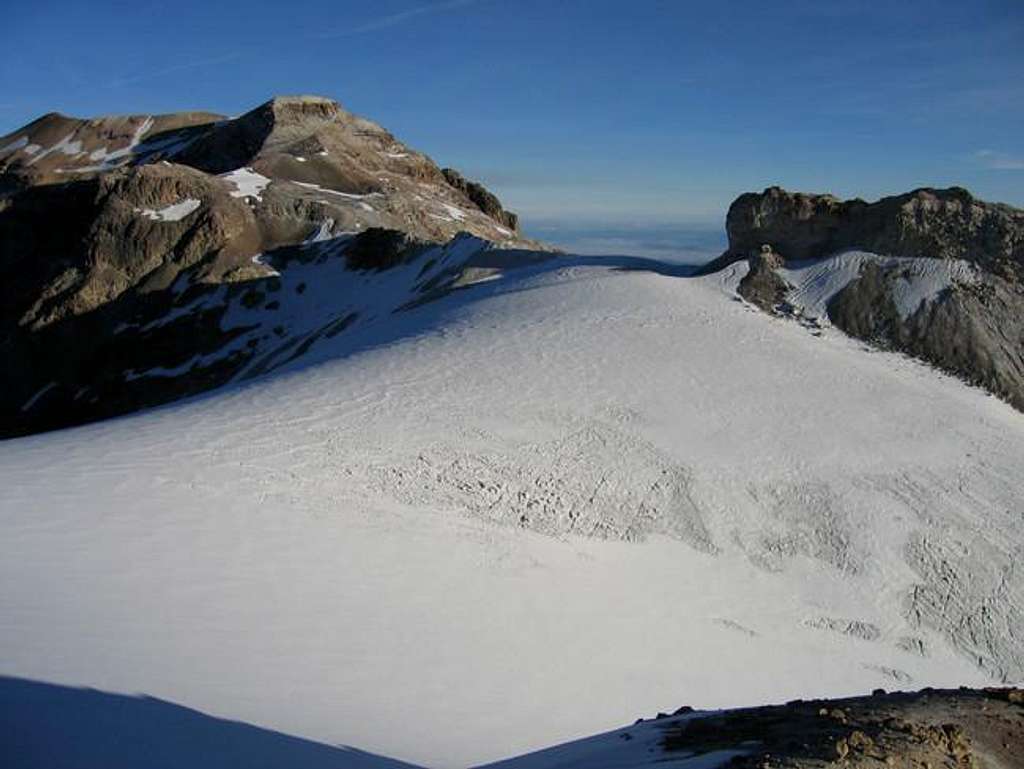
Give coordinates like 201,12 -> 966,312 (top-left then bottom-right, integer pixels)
974,150 -> 1024,171
315,0 -> 481,39
103,52 -> 244,89
92,0 -> 486,91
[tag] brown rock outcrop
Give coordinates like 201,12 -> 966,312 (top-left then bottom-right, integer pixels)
659,687 -> 1024,769
717,185 -> 1023,276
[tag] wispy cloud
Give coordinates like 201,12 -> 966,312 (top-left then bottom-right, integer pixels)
315,0 -> 481,39
103,52 -> 244,89
974,149 -> 1024,171
96,0 -> 483,93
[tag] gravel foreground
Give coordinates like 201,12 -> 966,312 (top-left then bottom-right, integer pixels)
654,687 -> 1024,768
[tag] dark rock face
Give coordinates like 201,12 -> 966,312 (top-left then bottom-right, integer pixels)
828,264 -> 1024,411
737,245 -> 789,311
0,94 -> 543,438
710,185 -> 1024,411
174,96 -> 341,175
345,228 -> 424,271
442,168 -> 519,232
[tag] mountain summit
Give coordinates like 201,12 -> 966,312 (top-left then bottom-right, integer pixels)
0,95 -> 543,437
1,94 -> 523,243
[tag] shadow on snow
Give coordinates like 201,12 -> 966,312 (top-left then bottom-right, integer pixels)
0,675 -> 424,769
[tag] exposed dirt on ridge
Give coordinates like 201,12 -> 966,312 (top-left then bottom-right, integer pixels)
657,687 -> 1024,768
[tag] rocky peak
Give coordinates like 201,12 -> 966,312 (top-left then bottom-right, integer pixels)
174,95 -> 347,174
715,185 -> 1024,280
263,94 -> 343,121
0,93 -> 530,244
442,168 -> 519,232
0,93 -> 544,437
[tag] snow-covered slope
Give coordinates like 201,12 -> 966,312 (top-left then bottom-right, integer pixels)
1,254 -> 1022,767
778,250 -> 979,322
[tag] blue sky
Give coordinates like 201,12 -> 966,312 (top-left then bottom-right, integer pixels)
2,0 -> 1022,248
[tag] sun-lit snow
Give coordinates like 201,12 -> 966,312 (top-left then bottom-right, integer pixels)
294,180 -> 383,200
304,219 -> 337,244
0,135 -> 28,154
135,198 -> 202,222
779,250 -> 978,321
84,116 -> 154,167
1,254 -> 1022,767
25,133 -> 84,166
250,252 -> 281,277
220,167 -> 272,200
442,202 -> 468,221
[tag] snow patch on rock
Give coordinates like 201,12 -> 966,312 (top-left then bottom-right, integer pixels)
0,135 -> 28,155
293,181 -> 382,200
780,250 -> 978,322
220,167 -> 271,200
136,198 -> 202,222
26,133 -> 84,166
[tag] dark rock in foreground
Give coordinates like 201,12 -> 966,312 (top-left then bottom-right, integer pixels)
658,687 -> 1023,768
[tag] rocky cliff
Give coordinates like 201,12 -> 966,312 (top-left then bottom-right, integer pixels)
705,186 -> 1024,411
0,95 -> 543,438
708,186 -> 1024,279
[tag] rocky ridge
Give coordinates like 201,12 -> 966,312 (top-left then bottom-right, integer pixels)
704,186 -> 1024,411
656,687 -> 1024,768
0,95 -> 545,438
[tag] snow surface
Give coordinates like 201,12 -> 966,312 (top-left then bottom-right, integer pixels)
135,198 -> 202,222
1,255 -> 1023,768
42,117 -> 163,174
481,712 -> 746,769
442,202 -> 468,221
0,135 -> 28,154
294,180 -> 383,200
82,116 -> 154,168
26,133 -> 83,166
779,250 -> 978,321
221,167 -> 272,200
305,219 -> 337,244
